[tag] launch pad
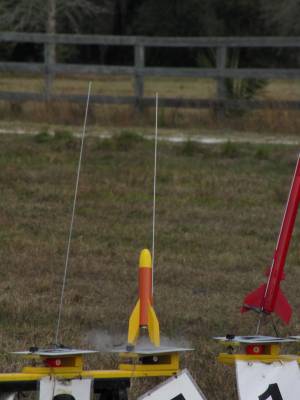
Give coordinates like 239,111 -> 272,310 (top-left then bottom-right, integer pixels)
0,346 -> 187,399
215,335 -> 300,366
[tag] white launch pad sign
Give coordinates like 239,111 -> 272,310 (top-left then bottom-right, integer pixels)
138,369 -> 207,400
39,376 -> 92,399
236,360 -> 300,400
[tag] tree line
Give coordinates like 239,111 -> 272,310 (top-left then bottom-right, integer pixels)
0,0 -> 298,100
1,0 -> 299,36
0,0 -> 298,64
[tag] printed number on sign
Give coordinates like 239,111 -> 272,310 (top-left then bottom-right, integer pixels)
258,384 -> 283,400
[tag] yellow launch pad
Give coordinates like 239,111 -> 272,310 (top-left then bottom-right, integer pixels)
0,350 -> 181,384
216,337 -> 300,366
218,345 -> 300,366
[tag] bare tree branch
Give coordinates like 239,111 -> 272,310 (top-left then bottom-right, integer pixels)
0,0 -> 111,32
262,0 -> 300,35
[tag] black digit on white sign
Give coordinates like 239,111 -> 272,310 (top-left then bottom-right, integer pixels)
171,395 -> 186,400
258,383 -> 283,400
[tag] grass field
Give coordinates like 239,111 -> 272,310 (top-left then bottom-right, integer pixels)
1,131 -> 300,398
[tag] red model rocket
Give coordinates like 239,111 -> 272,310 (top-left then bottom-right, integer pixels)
241,155 -> 300,324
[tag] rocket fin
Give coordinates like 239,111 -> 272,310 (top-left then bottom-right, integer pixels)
148,302 -> 160,347
241,284 -> 266,313
241,284 -> 292,324
274,288 -> 292,324
128,300 -> 140,345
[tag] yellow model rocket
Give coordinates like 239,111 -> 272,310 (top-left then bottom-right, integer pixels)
127,249 -> 160,347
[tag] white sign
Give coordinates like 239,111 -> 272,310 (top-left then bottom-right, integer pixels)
138,369 -> 207,400
39,376 -> 92,400
0,395 -> 16,400
236,360 -> 300,400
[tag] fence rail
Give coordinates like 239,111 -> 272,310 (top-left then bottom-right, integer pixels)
0,32 -> 300,110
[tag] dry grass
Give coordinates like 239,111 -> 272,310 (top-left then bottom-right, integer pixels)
263,80 -> 300,101
1,100 -> 300,136
0,74 -> 216,97
1,74 -> 300,100
1,132 -> 300,398
1,75 -> 300,134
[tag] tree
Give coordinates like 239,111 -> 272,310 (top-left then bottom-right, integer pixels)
133,0 -> 216,37
213,0 -> 265,36
111,0 -> 140,35
0,0 -> 110,33
133,0 -> 268,102
262,0 -> 300,36
0,0 -> 111,93
0,0 -> 113,66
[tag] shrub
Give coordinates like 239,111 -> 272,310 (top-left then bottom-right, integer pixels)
34,131 -> 52,143
54,130 -> 73,142
254,146 -> 270,160
221,141 -> 239,158
180,140 -> 199,157
114,130 -> 144,151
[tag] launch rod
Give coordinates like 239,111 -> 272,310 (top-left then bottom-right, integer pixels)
55,82 -> 92,345
152,93 -> 159,295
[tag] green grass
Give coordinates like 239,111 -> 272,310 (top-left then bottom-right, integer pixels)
1,133 -> 300,398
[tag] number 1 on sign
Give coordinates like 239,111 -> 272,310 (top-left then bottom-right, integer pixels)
259,384 -> 283,400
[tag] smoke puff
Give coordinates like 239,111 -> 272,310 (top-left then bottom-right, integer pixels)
85,330 -> 126,351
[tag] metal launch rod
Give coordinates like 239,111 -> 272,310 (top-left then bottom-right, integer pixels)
151,93 -> 159,295
55,82 -> 92,345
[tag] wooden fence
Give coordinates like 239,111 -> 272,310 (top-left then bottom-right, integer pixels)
0,32 -> 300,110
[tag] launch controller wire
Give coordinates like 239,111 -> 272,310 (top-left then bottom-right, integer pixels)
54,82 -> 92,346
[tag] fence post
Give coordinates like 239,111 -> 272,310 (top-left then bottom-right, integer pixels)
44,36 -> 55,100
216,46 -> 227,117
134,43 -> 145,111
